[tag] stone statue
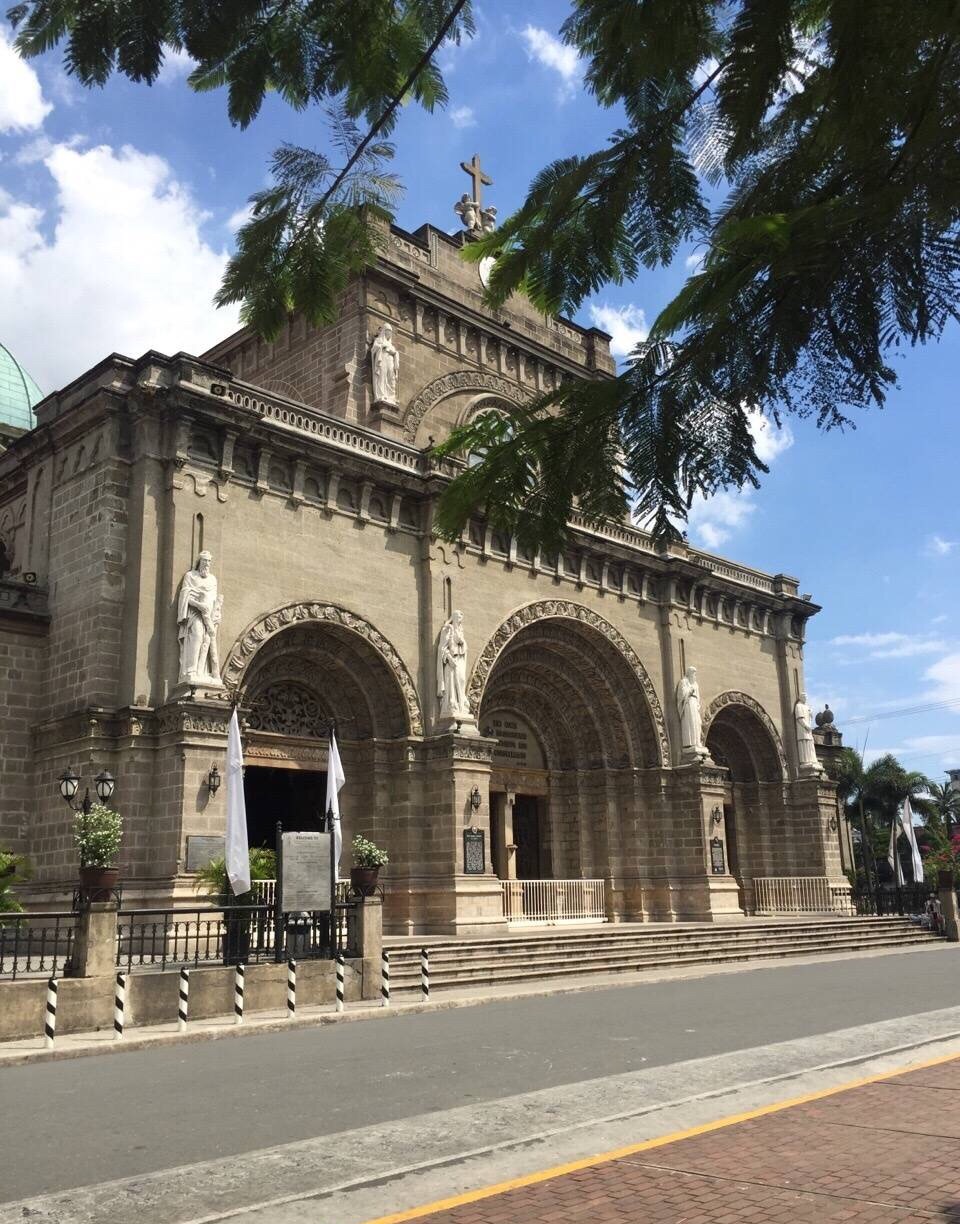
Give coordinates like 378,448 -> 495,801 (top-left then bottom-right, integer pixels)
177,550 -> 222,686
676,666 -> 708,761
370,323 -> 400,406
794,692 -> 821,774
479,205 -> 497,235
454,194 -> 481,236
437,610 -> 469,720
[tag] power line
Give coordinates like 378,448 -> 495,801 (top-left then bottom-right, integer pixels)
843,696 -> 960,726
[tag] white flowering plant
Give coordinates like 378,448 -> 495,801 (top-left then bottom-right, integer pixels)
74,803 -> 123,868
351,834 -> 389,869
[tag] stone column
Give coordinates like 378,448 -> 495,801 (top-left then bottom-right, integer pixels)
939,874 -> 959,942
70,902 -> 119,977
356,896 -> 383,999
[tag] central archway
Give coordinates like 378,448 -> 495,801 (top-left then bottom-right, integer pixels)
472,602 -> 667,884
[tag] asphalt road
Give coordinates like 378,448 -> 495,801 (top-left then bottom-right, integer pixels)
3,947 -> 958,1206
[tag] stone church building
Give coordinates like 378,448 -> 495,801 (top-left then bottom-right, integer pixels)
0,177 -> 848,934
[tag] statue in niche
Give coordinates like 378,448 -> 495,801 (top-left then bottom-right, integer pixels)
370,323 -> 400,405
437,609 -> 469,719
794,692 -> 821,774
177,550 -> 223,686
676,665 -> 708,761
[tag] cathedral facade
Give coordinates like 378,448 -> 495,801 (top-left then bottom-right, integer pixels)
0,206 -> 847,934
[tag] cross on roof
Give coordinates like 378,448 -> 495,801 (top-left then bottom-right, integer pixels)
460,154 -> 492,206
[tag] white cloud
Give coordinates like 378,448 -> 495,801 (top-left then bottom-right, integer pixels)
0,29 -> 52,132
226,204 -> 253,232
685,414 -> 794,550
685,251 -> 705,272
830,631 -> 947,660
925,534 -> 956,557
0,142 -> 238,392
520,26 -> 582,97
925,653 -> 960,702
157,45 -> 195,84
450,105 -> 476,129
588,303 -> 648,358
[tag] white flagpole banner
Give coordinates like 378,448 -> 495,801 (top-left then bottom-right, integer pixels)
899,796 -> 924,885
225,708 -> 251,896
887,816 -> 905,887
326,728 -> 346,879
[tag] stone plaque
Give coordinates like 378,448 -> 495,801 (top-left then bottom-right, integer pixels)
483,714 -> 546,770
281,831 -> 333,912
463,827 -> 485,875
186,835 -> 225,872
710,836 -> 726,876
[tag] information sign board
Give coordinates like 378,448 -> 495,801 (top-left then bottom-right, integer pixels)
281,831 -> 333,912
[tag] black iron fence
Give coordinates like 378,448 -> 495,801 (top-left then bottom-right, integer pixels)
851,882 -> 940,918
117,901 -> 359,972
0,912 -> 76,980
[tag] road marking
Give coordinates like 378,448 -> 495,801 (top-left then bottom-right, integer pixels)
362,1048 -> 960,1224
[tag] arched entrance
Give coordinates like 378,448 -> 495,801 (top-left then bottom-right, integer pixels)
225,605 -> 419,860
704,693 -> 787,912
473,603 -> 667,893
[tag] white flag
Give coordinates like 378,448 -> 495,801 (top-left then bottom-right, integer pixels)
326,728 -> 346,879
899,797 -> 924,885
887,817 -> 905,886
225,708 -> 251,896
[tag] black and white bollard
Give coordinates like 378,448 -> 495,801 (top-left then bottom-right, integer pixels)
420,947 -> 430,1004
44,977 -> 58,1049
335,952 -> 345,1013
234,962 -> 245,1025
287,959 -> 297,1019
114,972 -> 127,1040
178,967 -> 190,1033
381,949 -> 390,1008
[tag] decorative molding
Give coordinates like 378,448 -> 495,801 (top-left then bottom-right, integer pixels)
701,690 -> 788,779
401,371 -> 532,443
222,601 -> 424,737
467,600 -> 670,766
245,682 -> 331,739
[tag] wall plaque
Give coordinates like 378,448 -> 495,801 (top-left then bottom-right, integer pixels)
710,836 -> 726,875
281,831 -> 333,911
463,827 -> 485,875
186,835 -> 225,872
482,714 -> 546,770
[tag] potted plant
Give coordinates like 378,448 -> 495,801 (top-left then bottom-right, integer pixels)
195,847 -> 277,964
350,835 -> 388,896
74,803 -> 122,901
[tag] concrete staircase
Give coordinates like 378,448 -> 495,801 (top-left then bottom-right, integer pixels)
385,918 -> 942,996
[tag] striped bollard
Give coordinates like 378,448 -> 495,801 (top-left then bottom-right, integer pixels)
381,949 -> 390,1008
287,959 -> 297,1019
44,977 -> 58,1049
178,967 -> 190,1033
234,962 -> 245,1024
114,972 -> 127,1040
420,947 -> 430,1004
335,952 -> 345,1013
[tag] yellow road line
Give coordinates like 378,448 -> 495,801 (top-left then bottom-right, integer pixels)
363,1048 -> 960,1223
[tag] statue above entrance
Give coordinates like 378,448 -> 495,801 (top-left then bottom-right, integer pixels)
437,609 -> 476,733
177,550 -> 223,687
676,666 -> 709,763
794,692 -> 823,776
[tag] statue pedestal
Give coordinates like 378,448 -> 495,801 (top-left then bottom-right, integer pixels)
680,746 -> 712,766
798,761 -> 825,778
436,713 -> 479,737
170,679 -> 224,703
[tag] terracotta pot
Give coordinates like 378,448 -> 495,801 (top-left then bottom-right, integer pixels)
79,866 -> 119,902
350,866 -> 380,896
937,868 -> 956,889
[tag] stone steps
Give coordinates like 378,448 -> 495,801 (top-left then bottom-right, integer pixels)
385,920 -> 941,993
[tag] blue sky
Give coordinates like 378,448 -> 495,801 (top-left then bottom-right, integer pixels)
1,1 -> 958,777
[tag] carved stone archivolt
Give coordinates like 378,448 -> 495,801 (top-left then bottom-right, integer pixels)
701,691 -> 788,779
468,600 -> 670,766
222,602 -> 424,736
402,371 -> 532,443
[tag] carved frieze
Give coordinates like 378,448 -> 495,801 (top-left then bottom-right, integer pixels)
402,371 -> 532,443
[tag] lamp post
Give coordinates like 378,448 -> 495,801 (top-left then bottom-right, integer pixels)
57,767 -> 115,813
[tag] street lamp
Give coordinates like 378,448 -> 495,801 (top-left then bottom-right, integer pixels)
58,768 -> 115,814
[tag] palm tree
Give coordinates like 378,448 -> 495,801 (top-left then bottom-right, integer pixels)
826,747 -> 875,889
861,755 -> 933,884
923,781 -> 960,847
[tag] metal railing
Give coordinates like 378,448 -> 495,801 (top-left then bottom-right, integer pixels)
0,912 -> 76,980
117,901 -> 360,971
755,876 -> 854,914
851,882 -> 939,918
501,879 -> 606,925
253,879 -> 353,908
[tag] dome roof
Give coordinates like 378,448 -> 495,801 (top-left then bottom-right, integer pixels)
0,341 -> 42,431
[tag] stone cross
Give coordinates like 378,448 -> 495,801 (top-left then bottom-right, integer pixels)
460,154 -> 492,208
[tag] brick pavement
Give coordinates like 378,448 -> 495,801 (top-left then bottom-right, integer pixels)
373,1055 -> 960,1223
